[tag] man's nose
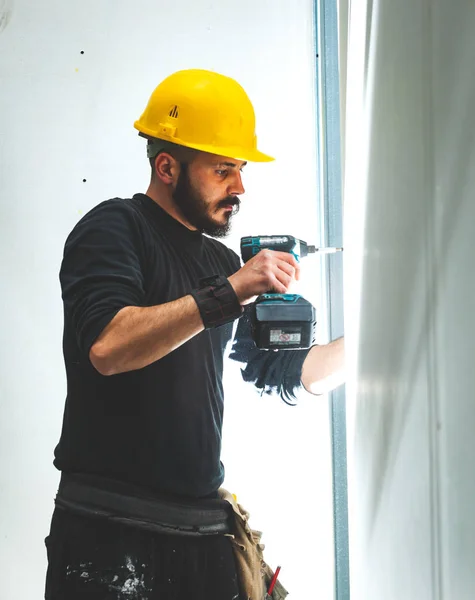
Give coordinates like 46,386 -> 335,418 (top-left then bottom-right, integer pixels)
228,172 -> 245,196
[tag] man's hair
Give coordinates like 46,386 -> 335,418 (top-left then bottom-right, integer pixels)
146,138 -> 200,179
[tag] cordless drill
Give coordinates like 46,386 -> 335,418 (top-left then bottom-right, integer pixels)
240,235 -> 342,350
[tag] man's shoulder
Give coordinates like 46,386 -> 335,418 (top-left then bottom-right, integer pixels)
64,197 -> 147,249
71,197 -> 147,233
80,196 -> 141,221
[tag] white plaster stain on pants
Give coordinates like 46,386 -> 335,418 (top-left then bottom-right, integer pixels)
0,0 -> 13,33
125,556 -> 136,573
66,557 -> 150,598
118,556 -> 147,596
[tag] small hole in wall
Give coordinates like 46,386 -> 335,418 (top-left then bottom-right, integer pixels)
80,51 -> 84,54
82,179 -> 87,183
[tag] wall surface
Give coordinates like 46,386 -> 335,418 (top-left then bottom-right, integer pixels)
343,0 -> 475,598
0,1 -> 335,598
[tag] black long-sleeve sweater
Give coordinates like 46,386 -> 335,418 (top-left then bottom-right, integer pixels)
55,194 -> 309,498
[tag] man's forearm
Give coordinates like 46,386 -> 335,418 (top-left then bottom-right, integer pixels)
300,337 -> 345,395
89,296 -> 204,376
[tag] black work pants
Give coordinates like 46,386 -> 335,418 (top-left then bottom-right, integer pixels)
44,507 -> 241,599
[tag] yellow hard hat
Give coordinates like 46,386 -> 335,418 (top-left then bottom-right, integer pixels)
134,69 -> 274,163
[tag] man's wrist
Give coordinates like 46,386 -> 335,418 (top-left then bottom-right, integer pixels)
190,275 -> 244,329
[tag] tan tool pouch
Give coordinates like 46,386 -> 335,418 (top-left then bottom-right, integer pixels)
218,488 -> 289,600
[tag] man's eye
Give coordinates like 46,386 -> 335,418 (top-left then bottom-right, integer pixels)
216,170 -> 228,177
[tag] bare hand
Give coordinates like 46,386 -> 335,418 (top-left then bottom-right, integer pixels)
228,250 -> 301,305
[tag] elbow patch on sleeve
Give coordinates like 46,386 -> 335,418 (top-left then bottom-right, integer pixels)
60,200 -> 146,355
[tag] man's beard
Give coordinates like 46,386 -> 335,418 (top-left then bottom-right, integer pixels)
172,163 -> 240,238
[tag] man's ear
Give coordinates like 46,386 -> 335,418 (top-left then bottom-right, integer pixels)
154,153 -> 179,185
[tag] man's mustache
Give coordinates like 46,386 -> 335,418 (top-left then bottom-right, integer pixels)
217,196 -> 241,214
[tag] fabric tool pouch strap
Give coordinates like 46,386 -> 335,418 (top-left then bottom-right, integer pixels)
190,274 -> 244,329
218,488 -> 289,600
55,473 -> 233,536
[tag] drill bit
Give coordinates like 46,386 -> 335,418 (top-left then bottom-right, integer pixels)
307,246 -> 343,254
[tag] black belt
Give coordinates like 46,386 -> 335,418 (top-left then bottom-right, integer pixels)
55,473 -> 232,536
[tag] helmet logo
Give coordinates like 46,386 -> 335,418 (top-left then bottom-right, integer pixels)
169,105 -> 179,119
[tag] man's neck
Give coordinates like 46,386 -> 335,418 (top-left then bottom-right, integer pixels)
145,184 -> 197,232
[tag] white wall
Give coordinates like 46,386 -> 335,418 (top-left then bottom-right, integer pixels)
343,0 -> 475,598
0,1 -> 335,598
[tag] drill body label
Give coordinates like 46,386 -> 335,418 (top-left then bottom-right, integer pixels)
269,330 -> 302,344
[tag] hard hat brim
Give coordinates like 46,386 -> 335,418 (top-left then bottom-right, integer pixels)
134,122 -> 274,163
187,144 -> 275,163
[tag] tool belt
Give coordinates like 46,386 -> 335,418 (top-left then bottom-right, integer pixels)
55,473 -> 233,536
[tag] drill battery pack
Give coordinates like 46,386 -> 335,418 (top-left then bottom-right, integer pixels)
250,294 -> 316,350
